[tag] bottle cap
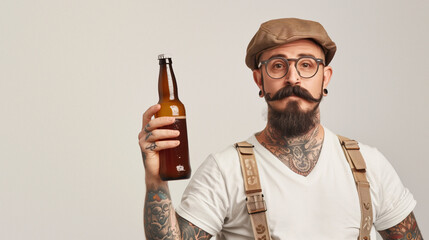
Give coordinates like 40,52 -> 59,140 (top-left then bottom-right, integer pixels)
158,54 -> 172,60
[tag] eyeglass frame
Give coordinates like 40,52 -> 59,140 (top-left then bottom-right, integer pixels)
258,56 -> 325,79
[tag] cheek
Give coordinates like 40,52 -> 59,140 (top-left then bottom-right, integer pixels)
303,79 -> 324,96
263,80 -> 284,93
300,84 -> 319,97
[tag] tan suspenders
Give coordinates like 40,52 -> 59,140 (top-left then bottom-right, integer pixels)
338,135 -> 373,240
235,141 -> 272,240
235,136 -> 373,240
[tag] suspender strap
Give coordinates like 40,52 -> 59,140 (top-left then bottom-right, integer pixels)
338,136 -> 373,240
235,141 -> 272,240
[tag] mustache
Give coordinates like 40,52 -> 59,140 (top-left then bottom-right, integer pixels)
264,85 -> 323,103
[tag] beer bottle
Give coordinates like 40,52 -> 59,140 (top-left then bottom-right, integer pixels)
155,54 -> 191,181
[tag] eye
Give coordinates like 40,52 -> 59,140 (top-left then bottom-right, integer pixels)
268,59 -> 287,71
274,63 -> 284,69
297,58 -> 317,72
299,60 -> 314,68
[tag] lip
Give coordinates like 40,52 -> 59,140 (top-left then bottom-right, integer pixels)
287,95 -> 300,99
282,95 -> 302,101
280,96 -> 312,105
272,95 -> 294,100
275,96 -> 300,104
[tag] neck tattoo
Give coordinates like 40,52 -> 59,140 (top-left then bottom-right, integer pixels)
258,125 -> 324,177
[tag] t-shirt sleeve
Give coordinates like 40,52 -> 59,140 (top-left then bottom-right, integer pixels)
366,148 -> 417,231
175,154 -> 228,236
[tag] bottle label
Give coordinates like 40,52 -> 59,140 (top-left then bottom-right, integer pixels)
176,165 -> 186,172
170,105 -> 179,116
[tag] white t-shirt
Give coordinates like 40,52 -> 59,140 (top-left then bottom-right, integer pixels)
176,127 -> 416,240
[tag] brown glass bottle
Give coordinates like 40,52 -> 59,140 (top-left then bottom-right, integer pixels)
155,54 -> 191,181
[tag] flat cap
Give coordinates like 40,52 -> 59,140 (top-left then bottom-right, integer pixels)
245,18 -> 337,70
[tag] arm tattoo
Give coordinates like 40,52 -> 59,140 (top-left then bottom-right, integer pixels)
145,187 -> 180,239
379,212 -> 423,240
177,214 -> 212,240
261,126 -> 323,176
144,187 -> 212,240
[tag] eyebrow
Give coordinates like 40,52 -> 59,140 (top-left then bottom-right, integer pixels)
267,53 -> 318,59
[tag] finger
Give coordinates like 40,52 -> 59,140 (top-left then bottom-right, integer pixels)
144,129 -> 180,142
138,117 -> 176,140
142,140 -> 180,152
142,104 -> 161,130
144,116 -> 177,133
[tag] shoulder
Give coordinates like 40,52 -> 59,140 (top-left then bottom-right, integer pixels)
326,127 -> 388,170
332,131 -> 399,190
193,140 -> 245,184
357,141 -> 392,174
326,128 -> 392,181
211,143 -> 240,164
208,139 -> 254,171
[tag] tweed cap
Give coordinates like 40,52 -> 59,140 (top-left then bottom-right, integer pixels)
246,18 -> 337,70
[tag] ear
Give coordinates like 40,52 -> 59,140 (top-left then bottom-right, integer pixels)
253,69 -> 263,92
322,65 -> 333,90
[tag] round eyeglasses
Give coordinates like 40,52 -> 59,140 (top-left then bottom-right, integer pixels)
258,56 -> 325,79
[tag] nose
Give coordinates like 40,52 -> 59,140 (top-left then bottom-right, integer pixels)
285,63 -> 300,86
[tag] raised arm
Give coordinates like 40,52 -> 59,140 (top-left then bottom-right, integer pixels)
378,212 -> 423,240
139,104 -> 212,240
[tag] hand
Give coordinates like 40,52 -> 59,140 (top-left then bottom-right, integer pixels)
138,104 -> 180,180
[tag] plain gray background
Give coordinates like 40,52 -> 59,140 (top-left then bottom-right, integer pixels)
1,0 -> 427,239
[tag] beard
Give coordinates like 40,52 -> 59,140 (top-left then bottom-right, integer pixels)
266,85 -> 322,138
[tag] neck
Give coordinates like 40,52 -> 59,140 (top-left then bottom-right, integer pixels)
256,123 -> 325,176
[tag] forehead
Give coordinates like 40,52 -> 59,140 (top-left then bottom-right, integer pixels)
259,39 -> 325,60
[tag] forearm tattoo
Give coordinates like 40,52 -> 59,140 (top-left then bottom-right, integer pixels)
379,212 -> 423,240
261,126 -> 323,176
144,187 -> 211,240
145,187 -> 180,239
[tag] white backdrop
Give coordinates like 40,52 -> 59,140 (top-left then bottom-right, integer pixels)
1,0 -> 428,239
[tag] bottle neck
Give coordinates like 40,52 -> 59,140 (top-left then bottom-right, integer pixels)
158,59 -> 179,101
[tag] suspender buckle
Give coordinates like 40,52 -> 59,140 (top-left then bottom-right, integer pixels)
246,192 -> 267,215
235,142 -> 255,148
342,140 -> 360,150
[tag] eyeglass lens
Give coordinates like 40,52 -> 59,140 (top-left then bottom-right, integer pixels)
266,57 -> 319,78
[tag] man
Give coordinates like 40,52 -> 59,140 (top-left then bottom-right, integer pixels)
139,18 -> 423,239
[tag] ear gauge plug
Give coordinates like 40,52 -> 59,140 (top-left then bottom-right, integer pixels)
323,89 -> 328,95
259,90 -> 263,97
